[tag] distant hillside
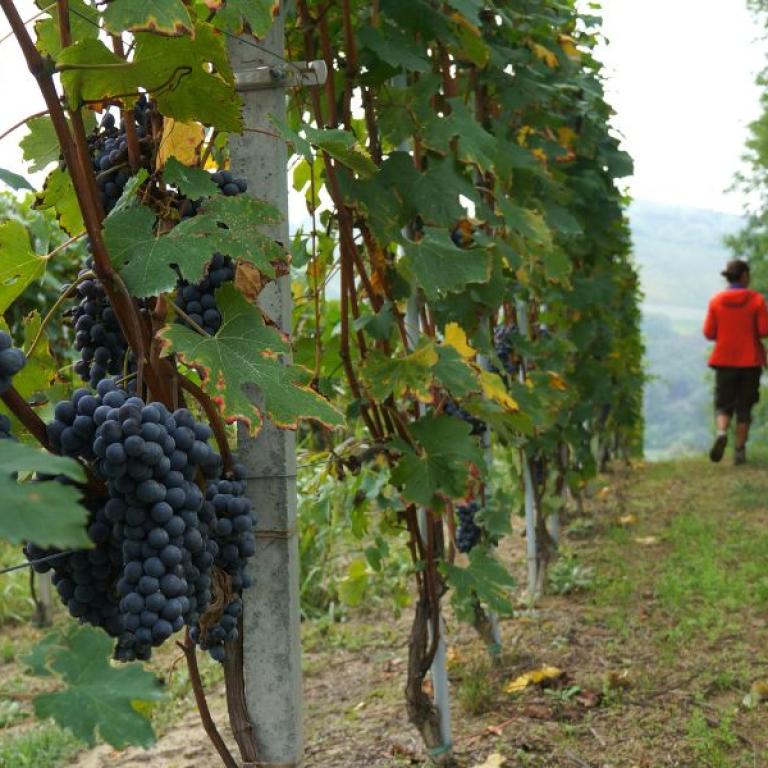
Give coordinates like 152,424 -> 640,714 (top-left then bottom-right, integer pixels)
630,200 -> 744,458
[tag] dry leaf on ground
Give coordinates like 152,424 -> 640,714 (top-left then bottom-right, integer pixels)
471,753 -> 506,768
505,666 -> 563,694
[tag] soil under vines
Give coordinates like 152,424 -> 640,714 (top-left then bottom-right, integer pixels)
5,454 -> 768,767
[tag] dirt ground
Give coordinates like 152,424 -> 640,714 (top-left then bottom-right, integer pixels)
13,455 -> 768,767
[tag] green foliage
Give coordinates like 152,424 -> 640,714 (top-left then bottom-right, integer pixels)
29,625 -> 165,747
162,284 -> 343,433
0,722 -> 81,768
0,442 -> 89,548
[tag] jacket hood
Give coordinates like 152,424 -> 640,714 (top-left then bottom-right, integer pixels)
719,288 -> 754,307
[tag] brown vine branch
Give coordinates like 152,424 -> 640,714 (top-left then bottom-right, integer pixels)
222,616 -> 259,763
110,35 -> 142,174
179,631 -> 239,768
176,374 -> 234,471
0,0 -> 166,404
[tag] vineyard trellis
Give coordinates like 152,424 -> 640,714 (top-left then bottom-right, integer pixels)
0,0 -> 642,766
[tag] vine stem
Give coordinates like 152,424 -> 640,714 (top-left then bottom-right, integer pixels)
178,631 -> 239,768
0,108 -> 50,145
168,301 -> 213,338
1,387 -> 51,450
110,35 -> 142,174
0,0 -> 168,405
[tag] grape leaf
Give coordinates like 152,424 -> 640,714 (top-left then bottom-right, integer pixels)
36,168 -> 84,237
157,120 -> 205,171
103,0 -> 193,36
0,440 -> 85,482
303,126 -> 378,178
0,442 -> 90,548
362,342 -> 438,401
35,0 -> 99,59
20,117 -> 59,173
134,24 -> 242,132
57,39 -> 143,106
0,220 -> 46,314
162,157 -> 217,198
401,228 -> 492,300
422,98 -> 497,170
0,168 -> 34,191
211,0 -> 277,36
433,345 -> 481,398
391,415 -> 484,507
160,284 -> 343,434
104,197 -> 282,297
32,625 -> 164,747
11,311 -> 59,403
23,630 -> 62,677
442,546 -> 516,616
358,25 -> 431,72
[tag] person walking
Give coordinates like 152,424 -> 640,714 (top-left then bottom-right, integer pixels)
704,259 -> 768,464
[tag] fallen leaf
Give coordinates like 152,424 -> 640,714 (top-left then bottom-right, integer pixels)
575,688 -> 602,708
618,514 -> 637,527
521,703 -> 554,719
505,666 -> 563,694
744,679 -> 768,708
605,670 -> 632,690
634,536 -> 657,545
471,753 -> 506,768
597,486 -> 611,499
446,647 -> 464,667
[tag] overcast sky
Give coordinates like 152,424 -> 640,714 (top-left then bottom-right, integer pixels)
0,1 -> 766,215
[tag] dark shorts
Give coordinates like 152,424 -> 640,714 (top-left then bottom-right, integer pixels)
714,366 -> 762,422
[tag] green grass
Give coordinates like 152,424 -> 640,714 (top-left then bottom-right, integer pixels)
0,541 -> 36,625
0,723 -> 80,768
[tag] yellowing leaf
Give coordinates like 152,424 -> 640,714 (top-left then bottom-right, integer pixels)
444,322 -> 475,361
505,666 -> 562,694
480,370 -> 518,412
558,126 -> 578,148
634,536 -> 658,546
559,35 -> 580,61
516,125 -> 534,147
471,754 -> 506,768
597,485 -> 611,499
156,118 -> 205,169
529,42 -> 558,68
531,148 -> 547,164
618,514 -> 638,527
548,372 -> 567,391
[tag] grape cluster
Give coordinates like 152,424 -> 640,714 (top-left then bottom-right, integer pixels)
0,332 -> 26,394
36,379 -> 256,662
190,465 -> 255,660
493,324 -> 521,376
71,270 -> 130,387
444,400 -> 487,436
89,97 -> 152,214
456,501 -> 482,553
177,170 -> 248,220
175,254 -> 234,335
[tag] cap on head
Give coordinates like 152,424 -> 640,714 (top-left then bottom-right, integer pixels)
722,259 -> 750,283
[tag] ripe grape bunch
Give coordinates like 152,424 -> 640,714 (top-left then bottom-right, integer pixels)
89,96 -> 152,214
493,324 -> 521,377
175,253 -> 235,335
71,268 -> 131,387
456,501 -> 482,553
32,378 -> 256,663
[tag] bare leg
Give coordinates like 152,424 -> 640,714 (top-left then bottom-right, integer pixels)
716,413 -> 731,434
735,420 -> 750,449
710,412 -> 730,463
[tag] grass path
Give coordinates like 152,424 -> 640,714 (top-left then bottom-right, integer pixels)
4,454 -> 768,767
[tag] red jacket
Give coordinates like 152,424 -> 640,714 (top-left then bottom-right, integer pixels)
703,288 -> 768,367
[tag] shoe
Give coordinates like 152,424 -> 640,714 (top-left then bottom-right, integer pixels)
735,446 -> 747,466
709,434 -> 727,463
